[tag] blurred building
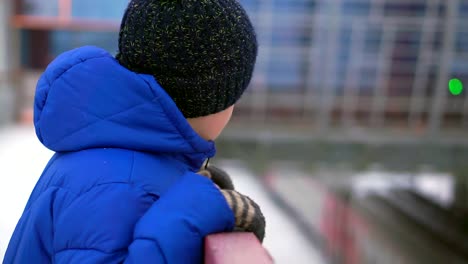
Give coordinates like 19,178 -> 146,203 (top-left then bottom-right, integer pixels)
0,2 -> 15,125
239,0 -> 467,139
1,0 -> 467,141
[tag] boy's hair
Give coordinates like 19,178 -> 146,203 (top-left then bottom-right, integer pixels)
116,0 -> 258,118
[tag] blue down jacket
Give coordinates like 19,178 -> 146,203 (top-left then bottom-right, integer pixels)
4,46 -> 235,264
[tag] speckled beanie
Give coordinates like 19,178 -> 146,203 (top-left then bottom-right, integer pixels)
116,0 -> 258,118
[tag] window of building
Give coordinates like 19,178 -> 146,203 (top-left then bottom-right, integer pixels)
273,0 -> 316,13
459,1 -> 468,16
455,30 -> 468,54
343,0 -> 372,16
19,0 -> 128,18
383,1 -> 427,17
71,0 -> 128,20
20,0 -> 58,16
14,0 -> 127,69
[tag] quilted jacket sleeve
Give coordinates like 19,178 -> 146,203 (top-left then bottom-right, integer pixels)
53,172 -> 235,264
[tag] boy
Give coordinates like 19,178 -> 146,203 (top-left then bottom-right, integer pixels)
4,0 -> 264,263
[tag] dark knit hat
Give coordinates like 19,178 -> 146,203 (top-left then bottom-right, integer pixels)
116,0 -> 258,118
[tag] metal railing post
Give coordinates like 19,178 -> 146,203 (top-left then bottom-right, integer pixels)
429,0 -> 458,135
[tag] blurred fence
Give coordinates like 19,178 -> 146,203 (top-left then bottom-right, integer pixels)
4,0 -> 468,139
238,0 -> 468,135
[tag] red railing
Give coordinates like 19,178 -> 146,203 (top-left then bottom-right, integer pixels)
205,233 -> 273,264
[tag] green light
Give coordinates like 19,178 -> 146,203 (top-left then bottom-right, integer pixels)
449,78 -> 463,96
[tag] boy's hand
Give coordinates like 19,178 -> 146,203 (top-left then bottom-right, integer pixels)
198,165 -> 235,190
220,189 -> 266,243
198,166 -> 266,243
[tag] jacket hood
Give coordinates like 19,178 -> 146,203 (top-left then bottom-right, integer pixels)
34,46 -> 216,169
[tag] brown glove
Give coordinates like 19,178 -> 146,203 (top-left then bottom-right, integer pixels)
199,165 -> 266,243
198,165 -> 235,190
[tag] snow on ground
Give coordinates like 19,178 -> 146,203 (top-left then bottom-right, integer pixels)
0,126 -> 324,263
218,160 -> 325,264
0,126 -> 53,260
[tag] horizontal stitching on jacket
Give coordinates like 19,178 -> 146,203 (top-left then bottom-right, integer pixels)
65,181 -> 147,197
50,182 -> 157,257
23,182 -> 154,217
54,247 -> 127,255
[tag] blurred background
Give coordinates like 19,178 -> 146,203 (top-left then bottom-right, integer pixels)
1,0 -> 468,263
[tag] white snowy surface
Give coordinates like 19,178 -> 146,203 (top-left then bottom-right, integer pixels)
218,160 -> 325,264
0,126 -> 53,260
0,126 -> 324,263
